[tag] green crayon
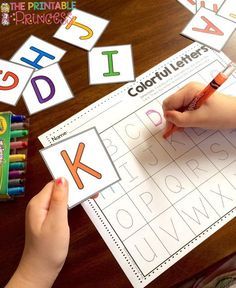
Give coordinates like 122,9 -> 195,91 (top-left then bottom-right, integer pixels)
10,130 -> 28,139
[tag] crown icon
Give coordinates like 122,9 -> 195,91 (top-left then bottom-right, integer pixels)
1,2 -> 10,13
1,2 -> 10,26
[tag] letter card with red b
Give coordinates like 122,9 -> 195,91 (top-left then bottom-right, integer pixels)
40,127 -> 120,208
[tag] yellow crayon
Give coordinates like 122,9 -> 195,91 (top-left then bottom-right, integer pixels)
0,195 -> 11,200
9,154 -> 26,162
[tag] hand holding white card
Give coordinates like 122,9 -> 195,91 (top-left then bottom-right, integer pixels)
40,128 -> 120,208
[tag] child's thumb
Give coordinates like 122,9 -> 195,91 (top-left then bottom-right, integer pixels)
48,177 -> 69,223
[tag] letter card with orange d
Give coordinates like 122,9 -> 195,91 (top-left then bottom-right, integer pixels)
40,127 -> 120,208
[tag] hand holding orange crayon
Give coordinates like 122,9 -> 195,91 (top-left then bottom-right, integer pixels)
163,62 -> 236,139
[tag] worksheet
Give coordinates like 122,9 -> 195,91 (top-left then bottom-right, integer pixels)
39,42 -> 236,288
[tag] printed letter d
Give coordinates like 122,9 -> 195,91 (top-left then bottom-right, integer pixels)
31,75 -> 55,104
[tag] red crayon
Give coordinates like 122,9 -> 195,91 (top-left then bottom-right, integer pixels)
10,141 -> 28,149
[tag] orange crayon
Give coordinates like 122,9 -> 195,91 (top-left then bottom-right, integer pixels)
163,62 -> 236,139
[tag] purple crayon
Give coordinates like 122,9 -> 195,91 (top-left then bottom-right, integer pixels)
9,170 -> 25,179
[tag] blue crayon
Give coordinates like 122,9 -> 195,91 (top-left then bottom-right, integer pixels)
11,115 -> 26,123
8,187 -> 25,196
9,162 -> 26,170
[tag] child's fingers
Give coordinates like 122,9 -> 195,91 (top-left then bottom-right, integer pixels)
162,122 -> 184,137
47,177 -> 69,225
162,82 -> 203,111
164,109 -> 206,128
26,181 -> 54,229
30,181 -> 54,208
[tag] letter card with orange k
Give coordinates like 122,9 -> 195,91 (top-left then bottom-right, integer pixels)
181,7 -> 235,51
40,128 -> 120,208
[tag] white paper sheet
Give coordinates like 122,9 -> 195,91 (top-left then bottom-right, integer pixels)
39,42 -> 236,288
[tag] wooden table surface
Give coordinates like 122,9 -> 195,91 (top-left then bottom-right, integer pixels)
0,1 -> 235,287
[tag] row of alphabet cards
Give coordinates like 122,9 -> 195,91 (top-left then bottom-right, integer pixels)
177,0 -> 236,51
0,9 -> 135,114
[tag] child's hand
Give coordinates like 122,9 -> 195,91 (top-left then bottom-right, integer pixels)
162,82 -> 236,132
6,178 -> 69,288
